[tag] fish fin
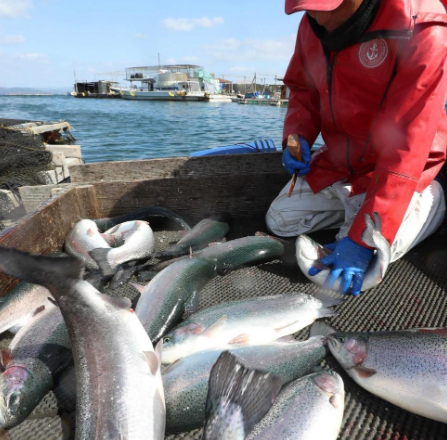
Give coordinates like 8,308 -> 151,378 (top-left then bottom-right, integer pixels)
184,292 -> 200,318
330,394 -> 343,409
109,265 -> 136,290
202,315 -> 227,339
130,283 -> 146,295
32,305 -> 45,317
310,321 -> 337,338
100,295 -> 132,311
354,366 -> 377,378
228,333 -> 251,344
89,248 -> 116,277
204,351 -> 282,437
87,228 -> 96,237
312,291 -> 345,308
0,348 -> 12,368
0,247 -> 83,292
144,351 -> 160,376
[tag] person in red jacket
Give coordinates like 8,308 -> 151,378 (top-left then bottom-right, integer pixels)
266,0 -> 447,295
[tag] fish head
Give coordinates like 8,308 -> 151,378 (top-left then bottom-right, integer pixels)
327,332 -> 369,371
161,323 -> 203,364
313,370 -> 345,409
0,366 -> 37,429
296,235 -> 331,269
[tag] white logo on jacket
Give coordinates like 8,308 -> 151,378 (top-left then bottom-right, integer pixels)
359,39 -> 388,69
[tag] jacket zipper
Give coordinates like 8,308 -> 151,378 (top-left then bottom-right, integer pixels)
326,52 -> 356,175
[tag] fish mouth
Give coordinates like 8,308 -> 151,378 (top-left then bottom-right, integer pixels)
296,235 -> 331,261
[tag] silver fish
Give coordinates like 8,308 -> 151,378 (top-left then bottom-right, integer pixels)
90,220 -> 156,276
0,305 -> 71,428
296,212 -> 391,292
0,281 -> 54,335
163,336 -> 327,433
154,213 -> 231,259
161,292 -> 341,364
135,257 -> 217,343
0,247 -> 165,440
64,219 -> 111,270
314,322 -> 447,423
202,351 -> 281,440
247,371 -> 345,440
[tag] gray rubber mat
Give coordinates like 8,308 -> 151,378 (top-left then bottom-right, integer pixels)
4,223 -> 447,440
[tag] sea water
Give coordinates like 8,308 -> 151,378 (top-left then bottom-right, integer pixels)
0,95 -> 323,163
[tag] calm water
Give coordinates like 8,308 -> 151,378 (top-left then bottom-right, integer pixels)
0,95 -> 297,163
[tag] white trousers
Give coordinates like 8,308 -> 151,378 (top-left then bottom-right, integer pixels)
265,177 -> 446,262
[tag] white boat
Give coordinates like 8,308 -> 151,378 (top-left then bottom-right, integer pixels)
111,64 -> 232,102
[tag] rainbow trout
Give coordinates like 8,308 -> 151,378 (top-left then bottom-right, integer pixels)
296,212 -> 391,292
163,337 -> 327,433
247,371 -> 345,440
161,293 -> 341,364
0,281 -> 54,335
313,322 -> 447,423
0,247 -> 165,440
0,306 -> 71,428
202,351 -> 281,440
90,220 -> 155,276
154,213 -> 231,259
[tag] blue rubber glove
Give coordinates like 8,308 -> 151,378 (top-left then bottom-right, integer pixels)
282,136 -> 312,176
308,237 -> 374,296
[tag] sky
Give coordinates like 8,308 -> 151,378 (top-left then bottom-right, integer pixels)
0,0 -> 304,90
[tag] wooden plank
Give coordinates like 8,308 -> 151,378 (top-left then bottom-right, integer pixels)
46,145 -> 82,160
92,172 -> 289,225
69,152 -> 283,183
19,184 -> 72,213
75,185 -> 99,219
0,187 -> 96,294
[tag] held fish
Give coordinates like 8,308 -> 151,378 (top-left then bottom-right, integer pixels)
64,219 -> 112,270
93,205 -> 191,232
135,258 -> 217,343
163,336 -> 327,433
161,292 -> 341,364
90,220 -> 155,276
296,212 -> 391,292
0,281 -> 54,335
247,371 -> 345,440
154,213 -> 231,259
0,306 -> 71,429
312,322 -> 447,423
203,351 -> 281,440
0,247 -> 165,440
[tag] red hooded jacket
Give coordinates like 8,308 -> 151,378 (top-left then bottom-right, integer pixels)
283,0 -> 447,246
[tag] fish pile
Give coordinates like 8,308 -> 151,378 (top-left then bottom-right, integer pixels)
0,206 -> 444,440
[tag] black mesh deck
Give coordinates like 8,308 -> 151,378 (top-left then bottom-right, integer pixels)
4,221 -> 447,440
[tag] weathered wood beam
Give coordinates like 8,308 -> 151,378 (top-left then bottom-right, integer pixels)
70,152 -> 283,183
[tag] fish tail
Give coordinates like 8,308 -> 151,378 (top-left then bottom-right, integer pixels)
310,321 -> 337,338
89,248 -> 116,276
0,247 -> 83,291
203,351 -> 281,440
313,291 -> 345,308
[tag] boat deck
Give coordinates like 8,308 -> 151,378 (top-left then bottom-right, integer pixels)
0,152 -> 446,439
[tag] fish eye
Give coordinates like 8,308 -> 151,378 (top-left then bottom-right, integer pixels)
7,393 -> 20,414
163,337 -> 171,344
337,336 -> 345,343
